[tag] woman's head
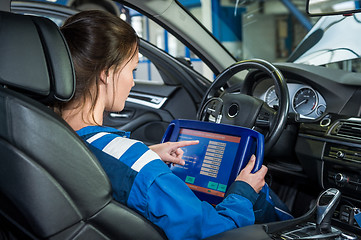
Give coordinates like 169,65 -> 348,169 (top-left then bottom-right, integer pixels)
58,10 -> 139,123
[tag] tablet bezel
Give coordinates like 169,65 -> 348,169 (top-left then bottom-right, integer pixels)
162,119 -> 264,205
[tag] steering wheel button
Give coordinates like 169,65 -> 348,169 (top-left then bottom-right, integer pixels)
227,104 -> 239,118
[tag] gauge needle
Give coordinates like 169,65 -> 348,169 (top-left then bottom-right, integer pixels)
294,99 -> 307,109
269,97 -> 278,104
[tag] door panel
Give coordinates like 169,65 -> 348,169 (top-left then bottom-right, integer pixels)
103,83 -> 198,145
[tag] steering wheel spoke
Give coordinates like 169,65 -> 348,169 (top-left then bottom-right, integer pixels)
199,97 -> 223,123
255,103 -> 276,129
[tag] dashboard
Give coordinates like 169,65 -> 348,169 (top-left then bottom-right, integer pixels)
253,80 -> 327,120
245,62 -> 361,238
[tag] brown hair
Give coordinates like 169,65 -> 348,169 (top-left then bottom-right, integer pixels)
56,10 -> 139,122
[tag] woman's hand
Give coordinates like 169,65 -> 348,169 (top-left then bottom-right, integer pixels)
236,155 -> 268,193
149,141 -> 199,166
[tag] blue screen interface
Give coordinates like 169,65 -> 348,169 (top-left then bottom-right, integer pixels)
171,128 -> 241,197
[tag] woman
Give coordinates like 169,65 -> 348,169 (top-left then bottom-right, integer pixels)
57,10 -> 286,240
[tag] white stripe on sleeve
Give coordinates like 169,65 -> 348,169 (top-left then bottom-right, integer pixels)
86,132 -> 110,144
131,150 -> 159,172
103,137 -> 140,159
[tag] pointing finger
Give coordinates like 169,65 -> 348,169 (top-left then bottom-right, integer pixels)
173,140 -> 199,149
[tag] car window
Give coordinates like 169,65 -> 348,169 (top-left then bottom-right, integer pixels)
128,9 -> 213,83
135,54 -> 163,83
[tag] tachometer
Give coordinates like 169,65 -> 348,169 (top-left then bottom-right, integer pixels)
265,86 -> 279,108
292,87 -> 318,116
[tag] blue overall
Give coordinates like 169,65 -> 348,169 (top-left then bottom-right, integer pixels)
77,126 -> 292,240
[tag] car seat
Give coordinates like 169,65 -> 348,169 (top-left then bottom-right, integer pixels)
0,10 -> 167,240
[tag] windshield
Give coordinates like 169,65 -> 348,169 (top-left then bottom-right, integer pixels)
289,13 -> 361,72
185,0 -> 361,73
185,0 -> 311,63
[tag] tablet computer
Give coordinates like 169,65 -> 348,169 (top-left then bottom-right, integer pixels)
161,119 -> 264,205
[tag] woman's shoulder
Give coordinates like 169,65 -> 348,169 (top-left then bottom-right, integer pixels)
76,125 -> 151,161
77,126 -> 166,174
77,125 -> 130,140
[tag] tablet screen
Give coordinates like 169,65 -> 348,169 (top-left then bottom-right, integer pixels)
170,128 -> 241,198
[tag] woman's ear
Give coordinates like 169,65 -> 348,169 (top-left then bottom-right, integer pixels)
100,69 -> 109,85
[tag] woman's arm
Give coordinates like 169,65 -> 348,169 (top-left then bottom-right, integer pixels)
142,157 -> 267,240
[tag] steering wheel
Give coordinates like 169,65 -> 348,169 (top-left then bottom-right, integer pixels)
197,59 -> 289,154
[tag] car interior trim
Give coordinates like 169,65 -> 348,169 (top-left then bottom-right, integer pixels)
126,92 -> 167,109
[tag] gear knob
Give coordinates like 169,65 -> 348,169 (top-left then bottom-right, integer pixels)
316,188 -> 341,233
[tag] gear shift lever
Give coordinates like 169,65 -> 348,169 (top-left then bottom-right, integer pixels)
279,188 -> 342,239
316,188 -> 341,233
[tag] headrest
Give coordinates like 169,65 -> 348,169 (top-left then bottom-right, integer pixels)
0,11 -> 75,103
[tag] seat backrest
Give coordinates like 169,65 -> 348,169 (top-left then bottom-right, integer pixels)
0,11 -> 166,240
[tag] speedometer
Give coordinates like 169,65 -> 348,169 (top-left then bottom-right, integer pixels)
292,87 -> 318,116
265,86 -> 279,108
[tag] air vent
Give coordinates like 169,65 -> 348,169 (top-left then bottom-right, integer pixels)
334,121 -> 361,140
326,145 -> 361,163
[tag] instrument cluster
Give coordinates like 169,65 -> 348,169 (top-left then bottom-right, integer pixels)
256,83 -> 327,119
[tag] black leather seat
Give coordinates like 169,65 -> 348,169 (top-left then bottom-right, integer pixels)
0,11 -> 167,240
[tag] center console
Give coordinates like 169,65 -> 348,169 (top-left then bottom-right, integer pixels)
294,115 -> 361,239
320,143 -> 361,239
206,188 -> 361,240
268,188 -> 359,240
323,144 -> 361,198
271,222 -> 353,239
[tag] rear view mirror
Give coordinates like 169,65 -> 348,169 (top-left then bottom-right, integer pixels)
307,0 -> 361,16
